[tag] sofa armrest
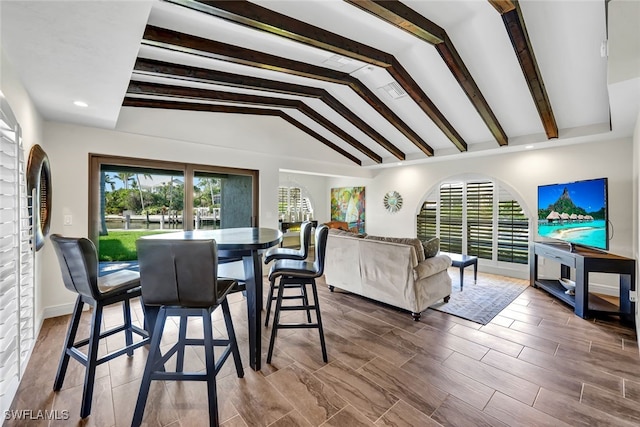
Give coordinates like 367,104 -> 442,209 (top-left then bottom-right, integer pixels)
414,254 -> 452,281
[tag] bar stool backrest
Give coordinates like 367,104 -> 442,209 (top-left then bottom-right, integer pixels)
298,221 -> 313,259
313,225 -> 329,276
50,234 -> 100,301
136,239 -> 220,308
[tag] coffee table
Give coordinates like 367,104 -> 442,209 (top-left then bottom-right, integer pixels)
441,252 -> 478,291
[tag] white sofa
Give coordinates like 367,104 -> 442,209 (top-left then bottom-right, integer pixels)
323,229 -> 452,320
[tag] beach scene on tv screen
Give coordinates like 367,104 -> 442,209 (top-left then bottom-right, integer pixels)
538,179 -> 607,249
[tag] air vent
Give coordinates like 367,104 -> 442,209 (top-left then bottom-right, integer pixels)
322,54 -> 353,68
379,81 -> 407,99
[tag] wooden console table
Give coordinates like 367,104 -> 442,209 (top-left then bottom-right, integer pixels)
530,242 -> 636,324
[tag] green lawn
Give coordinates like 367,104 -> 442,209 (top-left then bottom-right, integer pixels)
98,230 -> 169,261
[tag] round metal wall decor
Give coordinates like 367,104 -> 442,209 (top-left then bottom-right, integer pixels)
383,191 -> 403,213
27,144 -> 51,251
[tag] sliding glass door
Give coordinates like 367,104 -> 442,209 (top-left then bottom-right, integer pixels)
89,155 -> 258,263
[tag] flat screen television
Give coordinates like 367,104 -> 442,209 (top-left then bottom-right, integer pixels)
537,177 -> 608,251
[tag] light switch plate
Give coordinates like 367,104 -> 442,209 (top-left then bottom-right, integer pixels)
63,215 -> 72,226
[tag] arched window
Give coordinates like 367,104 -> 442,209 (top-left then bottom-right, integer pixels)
417,178 -> 530,264
278,185 -> 314,222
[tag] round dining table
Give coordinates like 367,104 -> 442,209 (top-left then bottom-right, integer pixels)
140,227 -> 282,371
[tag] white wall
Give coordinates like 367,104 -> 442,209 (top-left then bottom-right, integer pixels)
633,110 -> 640,331
40,120 -> 371,317
1,48 -> 46,327
328,138 -> 635,291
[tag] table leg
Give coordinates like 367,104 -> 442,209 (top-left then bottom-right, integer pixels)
243,251 -> 263,371
459,265 -> 464,291
473,260 -> 478,283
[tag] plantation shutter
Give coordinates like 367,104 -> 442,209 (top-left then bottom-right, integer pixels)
289,187 -> 301,217
301,197 -> 313,217
0,97 -> 34,414
498,190 -> 529,264
439,183 -> 463,253
278,186 -> 288,217
466,181 -> 494,260
416,200 -> 437,240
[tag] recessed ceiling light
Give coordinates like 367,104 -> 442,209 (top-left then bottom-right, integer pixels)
379,81 -> 407,100
525,145 -> 534,149
73,100 -> 88,107
322,54 -> 353,68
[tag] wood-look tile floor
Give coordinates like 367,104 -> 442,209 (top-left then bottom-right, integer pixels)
8,269 -> 640,426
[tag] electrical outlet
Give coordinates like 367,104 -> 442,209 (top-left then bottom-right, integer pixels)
63,215 -> 72,226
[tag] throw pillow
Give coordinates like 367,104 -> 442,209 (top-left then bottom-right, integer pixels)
364,235 -> 425,262
422,237 -> 440,258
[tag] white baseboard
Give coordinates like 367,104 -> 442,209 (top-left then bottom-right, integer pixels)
537,274 -> 619,297
473,263 -> 620,297
42,302 -> 81,319
588,283 -> 619,297
479,264 -> 529,280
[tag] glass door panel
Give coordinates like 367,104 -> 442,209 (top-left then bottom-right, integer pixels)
194,171 -> 254,229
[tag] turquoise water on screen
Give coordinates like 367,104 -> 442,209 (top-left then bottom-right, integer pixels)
538,219 -> 606,249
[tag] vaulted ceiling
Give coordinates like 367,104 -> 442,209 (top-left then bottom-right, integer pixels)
2,1 -> 618,168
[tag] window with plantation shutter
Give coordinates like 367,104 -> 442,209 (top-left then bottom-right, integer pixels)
466,181 -> 494,260
416,200 -> 437,240
416,178 -> 529,265
498,196 -> 529,264
439,183 -> 463,253
278,186 -> 288,217
0,97 -> 34,415
278,186 -> 313,221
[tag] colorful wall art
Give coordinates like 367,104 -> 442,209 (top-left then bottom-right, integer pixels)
330,186 -> 365,233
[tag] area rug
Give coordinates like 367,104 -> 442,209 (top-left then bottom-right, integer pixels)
430,273 -> 528,325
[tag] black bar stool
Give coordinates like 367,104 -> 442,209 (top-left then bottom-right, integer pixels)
267,225 -> 329,364
133,238 -> 243,427
263,221 -> 313,326
50,235 -> 149,419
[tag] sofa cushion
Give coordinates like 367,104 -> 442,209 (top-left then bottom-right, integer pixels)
422,237 -> 440,258
329,228 -> 367,238
364,235 -> 425,262
414,254 -> 452,281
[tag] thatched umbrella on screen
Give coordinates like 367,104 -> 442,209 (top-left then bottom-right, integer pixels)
547,211 -> 561,222
578,214 -> 585,221
570,213 -> 578,222
560,212 -> 570,222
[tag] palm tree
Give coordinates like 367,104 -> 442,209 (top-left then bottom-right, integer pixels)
135,173 -> 152,222
199,177 -> 220,208
99,171 -> 111,235
115,172 -> 134,190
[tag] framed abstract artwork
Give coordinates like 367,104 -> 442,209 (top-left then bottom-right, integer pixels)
330,186 -> 365,233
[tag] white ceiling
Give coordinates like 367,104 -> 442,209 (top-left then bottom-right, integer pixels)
1,0 -> 636,169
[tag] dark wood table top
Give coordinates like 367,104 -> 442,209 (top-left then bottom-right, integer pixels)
140,227 -> 282,251
440,251 -> 477,264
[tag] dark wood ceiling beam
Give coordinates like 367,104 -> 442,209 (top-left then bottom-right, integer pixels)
388,60 -> 467,151
135,57 -> 325,97
489,0 -> 558,139
127,80 -> 382,163
487,1 -> 516,14
122,97 -> 362,165
172,0 -> 470,151
143,25 -> 432,155
345,0 -> 446,44
133,58 -> 405,159
166,0 -> 392,67
345,0 -> 507,147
